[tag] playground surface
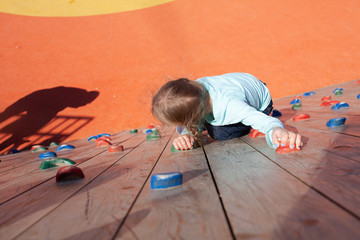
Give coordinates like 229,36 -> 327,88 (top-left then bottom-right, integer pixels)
0,80 -> 359,239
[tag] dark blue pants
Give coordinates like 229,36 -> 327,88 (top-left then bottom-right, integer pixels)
204,100 -> 273,141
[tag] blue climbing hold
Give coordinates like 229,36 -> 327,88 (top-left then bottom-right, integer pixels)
272,109 -> 282,117
97,133 -> 110,138
331,102 -> 349,110
357,94 -> 360,99
88,136 -> 97,141
326,117 -> 346,127
145,129 -> 152,134
303,91 -> 315,96
39,151 -> 57,159
333,88 -> 343,93
56,144 -> 75,151
151,172 -> 183,189
11,148 -> 20,154
176,126 -> 185,134
290,98 -> 301,104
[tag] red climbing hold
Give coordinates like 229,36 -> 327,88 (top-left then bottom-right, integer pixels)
109,145 -> 124,153
293,113 -> 310,121
292,95 -> 302,100
96,139 -> 112,147
356,79 -> 360,84
320,100 -> 340,106
56,166 -> 85,182
148,123 -> 155,128
249,129 -> 265,138
276,144 -> 301,154
96,136 -> 111,142
321,96 -> 331,101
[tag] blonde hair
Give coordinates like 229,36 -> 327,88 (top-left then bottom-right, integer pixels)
152,78 -> 210,143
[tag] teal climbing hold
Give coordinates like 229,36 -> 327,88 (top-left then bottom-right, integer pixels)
39,158 -> 75,170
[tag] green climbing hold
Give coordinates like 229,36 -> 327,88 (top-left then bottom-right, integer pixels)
32,146 -> 48,152
171,145 -> 193,152
146,130 -> 161,140
335,90 -> 343,96
130,129 -> 138,134
49,142 -> 59,147
292,103 -> 302,110
39,158 -> 75,170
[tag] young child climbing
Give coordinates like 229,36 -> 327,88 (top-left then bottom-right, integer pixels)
152,73 -> 302,151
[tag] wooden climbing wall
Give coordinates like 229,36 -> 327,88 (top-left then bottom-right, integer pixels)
0,80 -> 359,239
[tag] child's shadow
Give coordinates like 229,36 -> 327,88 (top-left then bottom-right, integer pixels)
0,86 -> 99,153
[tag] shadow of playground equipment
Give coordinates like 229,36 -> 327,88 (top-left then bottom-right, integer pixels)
0,86 -> 99,154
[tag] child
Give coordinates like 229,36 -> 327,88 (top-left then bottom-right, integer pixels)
152,73 -> 302,151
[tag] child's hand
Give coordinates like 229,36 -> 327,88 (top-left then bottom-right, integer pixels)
173,135 -> 194,150
272,127 -> 302,149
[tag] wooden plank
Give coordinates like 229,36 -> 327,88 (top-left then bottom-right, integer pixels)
115,135 -> 232,239
270,106 -> 360,137
0,131 -> 131,204
204,138 -> 360,239
241,133 -> 360,218
281,123 -> 360,163
0,131 -> 126,173
13,128 -> 174,239
0,131 -> 147,240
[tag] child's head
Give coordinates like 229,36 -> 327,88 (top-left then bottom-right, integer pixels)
152,78 -> 210,137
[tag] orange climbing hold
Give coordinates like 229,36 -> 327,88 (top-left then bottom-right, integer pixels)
249,129 -> 265,138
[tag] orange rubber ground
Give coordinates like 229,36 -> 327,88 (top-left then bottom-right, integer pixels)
1,0 -> 359,154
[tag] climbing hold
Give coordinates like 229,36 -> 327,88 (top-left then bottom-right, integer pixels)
303,91 -> 315,96
320,100 -> 340,106
292,103 -> 302,110
49,142 -> 59,147
326,117 -> 346,127
56,144 -> 75,151
39,151 -> 57,159
249,129 -> 265,138
97,133 -> 111,138
147,124 -> 155,128
356,80 -> 360,84
290,98 -> 301,104
109,145 -> 124,152
335,90 -> 343,96
276,144 -> 301,154
357,94 -> 360,99
88,136 -> 97,141
333,88 -> 343,93
32,146 -> 48,152
130,129 -> 138,134
147,130 -> 161,140
331,102 -> 349,110
96,139 -> 112,147
151,172 -> 183,189
39,158 -> 75,170
171,145 -> 193,152
11,148 -> 20,154
143,129 -> 152,134
56,166 -> 85,183
293,113 -> 310,121
292,96 -> 302,100
96,136 -> 111,142
176,126 -> 185,134
321,96 -> 331,101
271,109 -> 282,117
